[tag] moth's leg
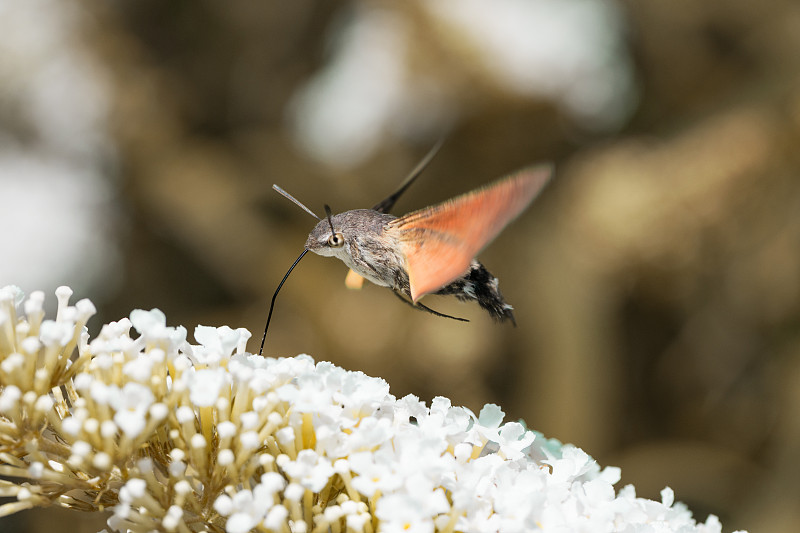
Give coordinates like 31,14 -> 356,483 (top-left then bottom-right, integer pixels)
392,290 -> 469,322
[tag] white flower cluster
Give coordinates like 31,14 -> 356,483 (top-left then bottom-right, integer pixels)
0,286 -> 744,533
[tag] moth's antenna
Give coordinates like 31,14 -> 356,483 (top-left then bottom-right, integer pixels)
259,248 -> 309,356
324,204 -> 337,237
273,184 -> 321,220
372,137 -> 445,214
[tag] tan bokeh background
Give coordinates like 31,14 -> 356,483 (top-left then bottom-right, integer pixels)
3,1 -> 800,532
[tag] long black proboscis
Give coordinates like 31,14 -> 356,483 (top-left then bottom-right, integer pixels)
259,248 -> 309,356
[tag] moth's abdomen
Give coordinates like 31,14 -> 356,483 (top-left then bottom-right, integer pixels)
436,262 -> 516,325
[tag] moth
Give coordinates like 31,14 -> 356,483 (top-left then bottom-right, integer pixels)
259,143 -> 552,354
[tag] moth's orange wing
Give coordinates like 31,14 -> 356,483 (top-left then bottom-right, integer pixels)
344,269 -> 365,289
388,165 -> 553,302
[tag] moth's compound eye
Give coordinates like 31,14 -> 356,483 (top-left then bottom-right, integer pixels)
328,233 -> 344,248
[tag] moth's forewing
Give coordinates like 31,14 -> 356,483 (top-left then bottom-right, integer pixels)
389,166 -> 552,301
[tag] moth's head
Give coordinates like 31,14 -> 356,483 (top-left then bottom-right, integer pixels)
305,212 -> 349,258
305,209 -> 391,258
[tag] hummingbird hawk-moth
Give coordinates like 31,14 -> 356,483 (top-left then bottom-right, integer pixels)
258,143 -> 552,355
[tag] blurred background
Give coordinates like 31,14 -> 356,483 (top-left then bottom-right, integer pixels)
1,0 -> 798,531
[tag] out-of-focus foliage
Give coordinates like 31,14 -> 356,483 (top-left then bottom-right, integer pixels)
1,0 -> 798,531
